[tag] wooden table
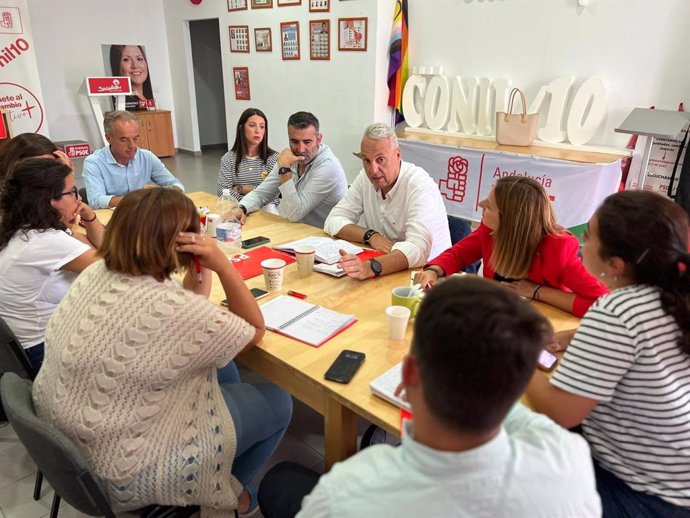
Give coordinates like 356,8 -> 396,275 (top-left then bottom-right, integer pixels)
95,191 -> 581,469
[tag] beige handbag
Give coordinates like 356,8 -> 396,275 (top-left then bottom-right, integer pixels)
495,88 -> 539,146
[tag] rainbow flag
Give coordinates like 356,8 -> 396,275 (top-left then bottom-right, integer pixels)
387,0 -> 408,125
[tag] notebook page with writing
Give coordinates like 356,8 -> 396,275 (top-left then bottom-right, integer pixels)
369,362 -> 411,411
275,237 -> 362,264
260,295 -> 356,347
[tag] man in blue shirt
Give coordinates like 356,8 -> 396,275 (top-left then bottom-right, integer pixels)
83,111 -> 184,208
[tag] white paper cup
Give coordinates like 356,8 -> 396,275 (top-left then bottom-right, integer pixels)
386,305 -> 411,340
293,245 -> 316,276
261,258 -> 287,291
206,213 -> 220,237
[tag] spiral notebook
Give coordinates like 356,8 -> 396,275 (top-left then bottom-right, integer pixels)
369,362 -> 411,411
260,295 -> 356,347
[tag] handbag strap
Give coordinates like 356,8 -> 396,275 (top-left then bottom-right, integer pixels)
505,88 -> 528,123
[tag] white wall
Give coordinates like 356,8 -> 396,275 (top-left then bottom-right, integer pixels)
163,0 -> 395,179
26,0 -> 176,147
407,0 -> 690,148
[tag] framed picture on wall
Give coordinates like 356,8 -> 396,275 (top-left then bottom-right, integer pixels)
280,21 -> 300,60
233,67 -> 251,100
254,28 -> 272,51
338,17 -> 367,51
277,0 -> 301,6
309,0 -> 329,12
227,0 -> 248,11
229,25 -> 250,53
251,0 -> 272,8
309,19 -> 330,60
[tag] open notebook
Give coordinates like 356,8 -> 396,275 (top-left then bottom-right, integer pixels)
275,237 -> 363,264
369,362 -> 411,411
260,295 -> 356,347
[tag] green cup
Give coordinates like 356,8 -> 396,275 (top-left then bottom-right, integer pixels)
391,286 -> 422,317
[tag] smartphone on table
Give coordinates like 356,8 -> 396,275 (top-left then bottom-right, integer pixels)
221,287 -> 269,306
241,236 -> 270,249
324,350 -> 366,384
537,349 -> 558,372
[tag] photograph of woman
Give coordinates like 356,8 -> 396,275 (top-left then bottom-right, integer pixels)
108,44 -> 154,110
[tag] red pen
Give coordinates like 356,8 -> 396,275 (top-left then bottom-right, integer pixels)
288,290 -> 307,299
193,255 -> 202,284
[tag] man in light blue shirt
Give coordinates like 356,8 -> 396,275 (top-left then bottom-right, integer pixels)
83,111 -> 184,208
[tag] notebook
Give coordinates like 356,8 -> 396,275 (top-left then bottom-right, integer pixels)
369,362 -> 411,411
260,295 -> 356,347
275,237 -> 363,264
313,249 -> 386,277
229,246 -> 296,280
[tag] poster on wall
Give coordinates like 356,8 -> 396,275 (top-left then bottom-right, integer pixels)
338,17 -> 367,51
309,0 -> 329,12
254,28 -> 272,52
102,44 -> 155,111
309,20 -> 329,60
233,67 -> 251,100
251,0 -> 272,8
227,0 -> 248,11
280,21 -> 300,60
0,0 -> 49,136
229,25 -> 249,53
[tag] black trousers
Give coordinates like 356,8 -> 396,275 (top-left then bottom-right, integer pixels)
258,462 -> 320,518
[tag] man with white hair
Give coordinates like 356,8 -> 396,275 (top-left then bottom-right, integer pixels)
324,122 -> 450,279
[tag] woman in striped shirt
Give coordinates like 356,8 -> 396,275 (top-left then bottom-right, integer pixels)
217,108 -> 279,206
527,191 -> 690,517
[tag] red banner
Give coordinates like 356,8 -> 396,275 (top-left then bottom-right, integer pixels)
86,76 -> 132,96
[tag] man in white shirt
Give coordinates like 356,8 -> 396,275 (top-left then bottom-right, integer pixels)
258,276 -> 602,518
323,122 -> 450,279
234,111 -> 347,228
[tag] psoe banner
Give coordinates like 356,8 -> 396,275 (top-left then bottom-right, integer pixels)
0,0 -> 48,136
399,139 -> 621,229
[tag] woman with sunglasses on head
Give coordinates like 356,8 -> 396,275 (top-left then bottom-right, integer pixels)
0,158 -> 103,372
415,176 -> 608,317
33,188 -> 292,517
527,191 -> 690,517
218,108 -> 278,206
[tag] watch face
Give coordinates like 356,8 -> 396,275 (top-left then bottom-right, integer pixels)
370,259 -> 382,276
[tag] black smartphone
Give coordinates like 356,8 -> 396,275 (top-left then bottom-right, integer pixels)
241,236 -> 270,249
324,350 -> 366,384
221,288 -> 269,307
537,349 -> 558,372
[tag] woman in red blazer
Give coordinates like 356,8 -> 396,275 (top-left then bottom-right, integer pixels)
415,176 -> 608,317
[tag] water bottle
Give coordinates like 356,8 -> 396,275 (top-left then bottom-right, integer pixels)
215,189 -> 242,255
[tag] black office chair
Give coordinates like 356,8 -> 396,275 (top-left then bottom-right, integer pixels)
0,373 -> 198,518
0,315 -> 45,501
447,215 -> 480,274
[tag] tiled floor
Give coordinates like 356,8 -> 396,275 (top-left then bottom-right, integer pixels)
2,147 -> 398,518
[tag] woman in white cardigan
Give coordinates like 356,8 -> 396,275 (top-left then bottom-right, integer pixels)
33,188 -> 292,517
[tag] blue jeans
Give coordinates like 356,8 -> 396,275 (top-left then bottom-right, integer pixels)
594,460 -> 690,518
24,343 -> 45,375
221,382 -> 293,488
217,361 -> 241,384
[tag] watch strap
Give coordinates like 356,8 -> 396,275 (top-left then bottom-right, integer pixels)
423,265 -> 445,278
369,258 -> 383,277
362,228 -> 379,246
278,167 -> 292,175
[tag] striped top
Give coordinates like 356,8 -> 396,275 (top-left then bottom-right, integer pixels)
217,150 -> 279,202
551,284 -> 690,508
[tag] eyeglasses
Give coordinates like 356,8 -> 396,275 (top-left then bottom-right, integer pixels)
54,186 -> 79,201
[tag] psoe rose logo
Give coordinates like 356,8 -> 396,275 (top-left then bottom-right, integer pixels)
0,7 -> 22,34
439,155 -> 469,202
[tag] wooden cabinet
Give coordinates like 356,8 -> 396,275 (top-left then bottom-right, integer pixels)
133,110 -> 175,158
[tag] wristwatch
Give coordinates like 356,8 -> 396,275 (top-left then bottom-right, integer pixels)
239,205 -> 248,215
278,167 -> 292,175
423,265 -> 445,278
369,258 -> 383,277
362,228 -> 379,246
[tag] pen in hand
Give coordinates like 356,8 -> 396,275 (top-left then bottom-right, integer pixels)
193,255 -> 203,284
